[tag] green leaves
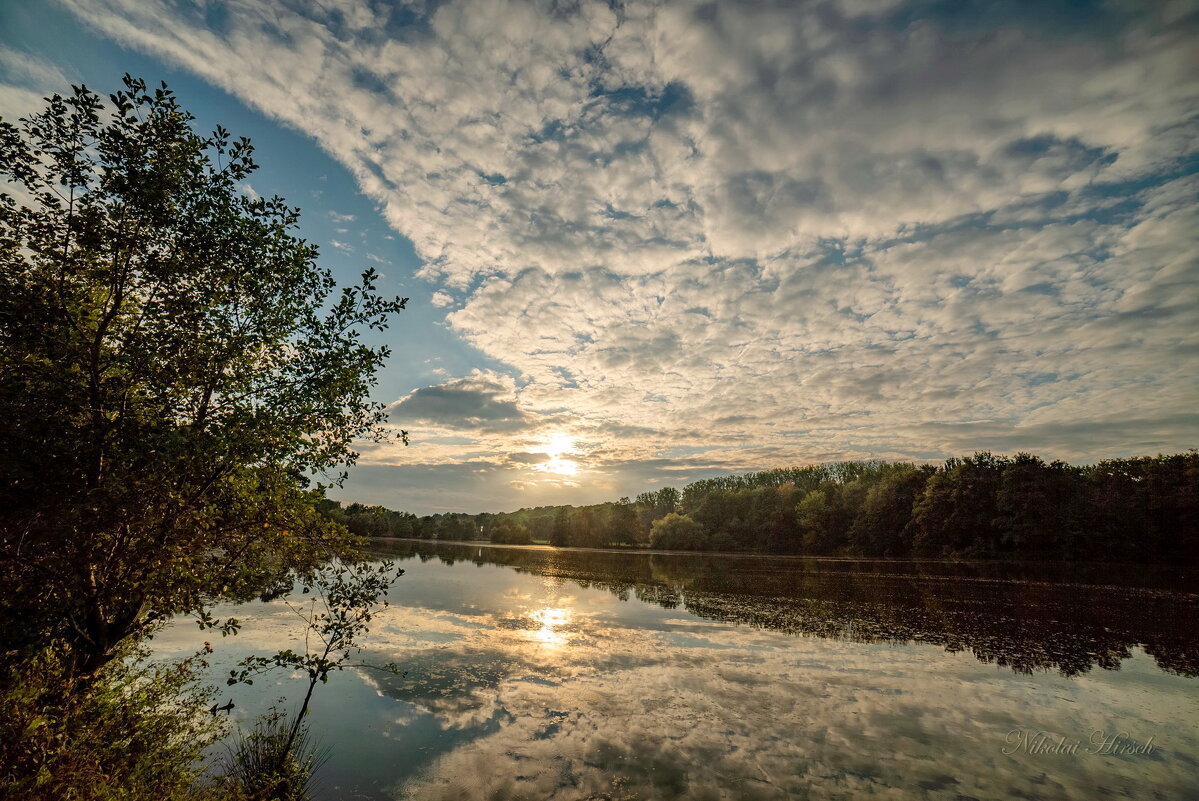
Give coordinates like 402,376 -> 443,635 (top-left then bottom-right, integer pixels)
0,76 -> 406,678
228,560 -> 402,692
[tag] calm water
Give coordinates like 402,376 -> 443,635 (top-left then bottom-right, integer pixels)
155,541 -> 1199,800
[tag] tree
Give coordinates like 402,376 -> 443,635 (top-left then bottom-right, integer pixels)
650,513 -> 707,550
569,506 -> 602,548
0,77 -> 407,681
796,488 -> 846,554
604,497 -> 639,545
549,506 -> 571,546
226,560 -> 400,799
995,454 -> 1082,554
847,465 -> 933,556
906,453 -> 1006,556
490,518 -> 532,544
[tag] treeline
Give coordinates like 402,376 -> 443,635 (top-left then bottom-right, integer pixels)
328,451 -> 1199,563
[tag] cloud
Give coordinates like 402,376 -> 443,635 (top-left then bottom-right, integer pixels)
505,452 -> 550,465
0,44 -> 73,122
48,0 -> 1199,505
388,371 -> 534,433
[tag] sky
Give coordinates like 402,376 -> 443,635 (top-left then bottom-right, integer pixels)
1,0 -> 1196,514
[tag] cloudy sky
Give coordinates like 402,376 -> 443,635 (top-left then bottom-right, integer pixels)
2,0 -> 1196,513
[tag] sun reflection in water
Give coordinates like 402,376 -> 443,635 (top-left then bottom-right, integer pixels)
527,607 -> 573,647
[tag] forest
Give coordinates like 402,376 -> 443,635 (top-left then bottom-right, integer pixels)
329,451 -> 1199,564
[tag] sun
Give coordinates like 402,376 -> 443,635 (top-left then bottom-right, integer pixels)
543,432 -> 575,457
536,432 -> 579,476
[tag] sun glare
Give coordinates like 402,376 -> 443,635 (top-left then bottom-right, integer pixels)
536,432 -> 579,475
527,607 -> 573,646
542,432 -> 575,457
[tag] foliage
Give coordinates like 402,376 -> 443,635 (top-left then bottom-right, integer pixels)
0,76 -> 406,680
349,451 -> 1199,563
846,465 -> 934,556
649,513 -> 708,550
550,506 -> 571,546
489,518 -> 531,544
0,642 -> 223,801
226,560 -> 401,792
605,497 -> 640,545
221,708 -> 328,801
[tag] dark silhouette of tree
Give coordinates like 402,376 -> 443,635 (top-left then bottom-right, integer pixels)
489,519 -> 531,544
344,452 -> 1198,564
0,77 -> 406,680
605,497 -> 640,545
907,453 -> 1006,556
550,506 -> 572,546
847,465 -> 934,555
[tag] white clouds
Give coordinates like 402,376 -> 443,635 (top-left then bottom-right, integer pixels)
0,44 -> 74,133
50,0 -> 1199,493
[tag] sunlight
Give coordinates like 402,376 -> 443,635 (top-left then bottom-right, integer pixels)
539,456 -> 579,476
541,432 -> 575,457
536,432 -> 579,476
527,606 -> 573,647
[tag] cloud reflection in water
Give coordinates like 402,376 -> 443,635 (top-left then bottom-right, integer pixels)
154,542 -> 1199,800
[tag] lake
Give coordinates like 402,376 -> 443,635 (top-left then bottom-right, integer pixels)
154,540 -> 1199,800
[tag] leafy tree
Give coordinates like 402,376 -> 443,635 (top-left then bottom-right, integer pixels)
0,641 -> 223,801
906,453 -> 1006,556
796,488 -> 846,554
995,454 -> 1082,554
605,497 -> 640,545
340,452 -> 1199,562
754,484 -> 803,552
650,513 -> 707,550
569,506 -> 603,548
847,465 -> 933,555
490,519 -> 532,544
0,77 -> 407,681
226,560 -> 401,799
549,506 -> 572,546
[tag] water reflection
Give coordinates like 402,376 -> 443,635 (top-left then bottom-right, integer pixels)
153,540 -> 1199,801
527,607 -> 573,647
373,539 -> 1199,679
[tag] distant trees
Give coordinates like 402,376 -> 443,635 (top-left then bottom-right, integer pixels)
908,453 -> 1006,556
636,487 -> 680,536
606,497 -> 640,545
550,507 -> 571,546
665,451 -> 1196,561
994,454 -> 1081,554
488,519 -> 531,545
846,465 -> 934,556
1083,454 -> 1199,562
650,513 -> 707,550
335,451 -> 1199,564
323,501 -> 418,539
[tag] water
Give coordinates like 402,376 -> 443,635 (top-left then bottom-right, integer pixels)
154,540 -> 1199,800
